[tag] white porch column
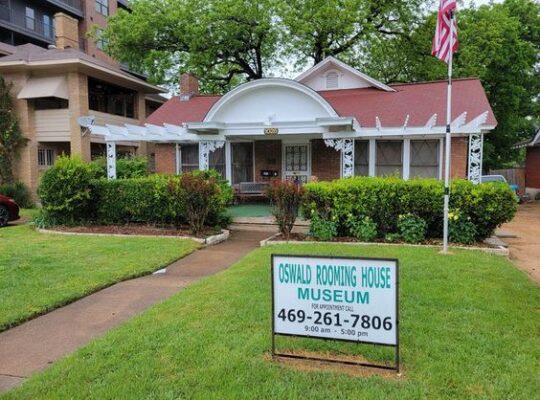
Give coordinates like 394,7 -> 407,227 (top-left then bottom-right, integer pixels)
106,141 -> 116,180
368,139 -> 376,177
468,133 -> 483,184
403,139 -> 411,180
323,138 -> 355,178
225,141 -> 232,183
175,143 -> 181,175
199,140 -> 225,171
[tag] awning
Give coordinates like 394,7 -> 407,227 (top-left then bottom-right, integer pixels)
17,75 -> 69,100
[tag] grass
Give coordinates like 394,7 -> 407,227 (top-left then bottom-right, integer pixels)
0,223 -> 199,331
3,243 -> 538,399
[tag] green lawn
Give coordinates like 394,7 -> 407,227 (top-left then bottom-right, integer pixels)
3,244 -> 539,399
0,223 -> 199,331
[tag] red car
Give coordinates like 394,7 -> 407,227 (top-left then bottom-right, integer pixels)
0,195 -> 20,227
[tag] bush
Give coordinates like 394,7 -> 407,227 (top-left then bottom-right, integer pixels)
192,170 -> 234,227
38,156 -> 96,224
397,213 -> 427,243
90,156 -> 149,179
309,213 -> 337,241
304,177 -> 517,242
346,215 -> 377,242
178,172 -> 220,235
448,210 -> 477,244
0,181 -> 34,208
268,181 -> 304,240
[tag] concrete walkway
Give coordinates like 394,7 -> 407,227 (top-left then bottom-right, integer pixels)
0,230 -> 269,393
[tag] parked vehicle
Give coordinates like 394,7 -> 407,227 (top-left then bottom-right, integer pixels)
480,174 -> 521,202
0,195 -> 20,227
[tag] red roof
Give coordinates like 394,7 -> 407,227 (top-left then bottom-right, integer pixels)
146,78 -> 496,128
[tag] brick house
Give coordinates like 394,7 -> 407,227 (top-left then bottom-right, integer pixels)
87,57 -> 497,185
0,12 -> 166,194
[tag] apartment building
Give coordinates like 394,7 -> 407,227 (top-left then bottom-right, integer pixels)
0,1 -> 166,194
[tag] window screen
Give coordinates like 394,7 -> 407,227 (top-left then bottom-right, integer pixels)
181,144 -> 198,172
354,140 -> 369,176
209,146 -> 226,178
376,140 -> 403,177
232,142 -> 253,184
410,140 -> 440,178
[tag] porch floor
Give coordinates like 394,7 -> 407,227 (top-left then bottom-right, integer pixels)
227,203 -> 273,218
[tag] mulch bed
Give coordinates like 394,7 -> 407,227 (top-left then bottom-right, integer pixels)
270,233 -> 491,248
53,224 -> 221,239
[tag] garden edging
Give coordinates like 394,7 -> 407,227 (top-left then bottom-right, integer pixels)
37,228 -> 230,246
259,233 -> 509,257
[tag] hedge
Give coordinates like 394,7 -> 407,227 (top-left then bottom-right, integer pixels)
38,156 -> 233,232
303,177 -> 517,241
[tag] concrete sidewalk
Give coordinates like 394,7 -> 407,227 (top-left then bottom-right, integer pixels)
0,230 -> 269,393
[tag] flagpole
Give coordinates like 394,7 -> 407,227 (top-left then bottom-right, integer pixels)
442,12 -> 454,254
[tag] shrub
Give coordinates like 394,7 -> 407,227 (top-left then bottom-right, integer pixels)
346,215 -> 377,242
448,210 -> 477,244
90,155 -> 149,179
178,172 -> 220,235
38,156 -> 95,224
304,177 -> 516,242
309,212 -> 338,241
397,213 -> 427,243
267,181 -> 304,240
0,181 -> 34,208
192,169 -> 234,227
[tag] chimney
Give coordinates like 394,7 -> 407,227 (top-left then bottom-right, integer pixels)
54,13 -> 79,50
180,73 -> 199,98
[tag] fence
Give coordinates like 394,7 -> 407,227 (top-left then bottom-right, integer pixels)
489,168 -> 525,194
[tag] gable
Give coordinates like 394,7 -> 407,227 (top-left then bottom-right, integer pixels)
295,56 -> 395,92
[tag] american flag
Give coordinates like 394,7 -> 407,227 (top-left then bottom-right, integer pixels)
432,0 -> 458,63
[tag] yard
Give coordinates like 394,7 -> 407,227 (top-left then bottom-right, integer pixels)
0,222 -> 199,331
3,243 -> 538,399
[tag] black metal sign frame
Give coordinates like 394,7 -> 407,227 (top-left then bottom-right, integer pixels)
271,253 -> 400,373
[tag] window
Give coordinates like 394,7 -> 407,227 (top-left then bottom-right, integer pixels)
376,140 -> 403,177
88,78 -> 136,118
232,142 -> 253,184
354,140 -> 369,176
95,0 -> 109,16
38,147 -> 55,167
95,28 -> 107,50
285,145 -> 308,172
25,7 -> 35,30
180,144 -> 199,172
326,71 -> 339,89
43,15 -> 53,39
410,140 -> 440,178
33,97 -> 68,110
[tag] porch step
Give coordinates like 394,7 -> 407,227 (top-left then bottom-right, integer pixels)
228,216 -> 309,233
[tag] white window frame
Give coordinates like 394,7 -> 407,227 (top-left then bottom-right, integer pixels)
95,0 -> 109,16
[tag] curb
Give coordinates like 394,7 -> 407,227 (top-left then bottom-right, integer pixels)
36,228 -> 230,247
259,235 -> 509,257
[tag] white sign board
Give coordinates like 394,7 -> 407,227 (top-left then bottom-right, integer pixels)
272,254 -> 398,346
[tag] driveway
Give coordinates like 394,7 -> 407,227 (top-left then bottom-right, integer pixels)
498,202 -> 540,283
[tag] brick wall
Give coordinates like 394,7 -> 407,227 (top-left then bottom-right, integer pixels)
154,144 -> 176,174
79,0 -> 119,66
311,139 -> 340,181
255,140 -> 281,182
525,146 -> 540,188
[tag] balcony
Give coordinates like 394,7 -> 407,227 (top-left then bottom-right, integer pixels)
44,0 -> 84,18
0,4 -> 55,44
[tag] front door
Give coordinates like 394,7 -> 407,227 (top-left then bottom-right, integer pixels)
283,143 -> 310,184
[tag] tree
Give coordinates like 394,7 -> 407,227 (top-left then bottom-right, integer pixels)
101,0 -> 280,93
361,0 -> 540,169
279,0 -> 424,67
0,76 -> 26,184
